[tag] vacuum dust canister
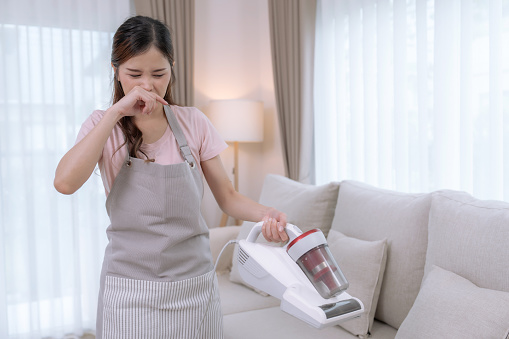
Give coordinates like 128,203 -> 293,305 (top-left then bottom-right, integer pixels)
286,229 -> 349,299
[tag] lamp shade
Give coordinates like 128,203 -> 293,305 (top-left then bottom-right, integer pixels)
208,100 -> 264,142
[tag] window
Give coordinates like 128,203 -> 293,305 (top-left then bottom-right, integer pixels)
0,1 -> 131,337
314,0 -> 509,201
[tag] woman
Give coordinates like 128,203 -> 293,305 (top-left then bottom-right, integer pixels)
54,15 -> 287,339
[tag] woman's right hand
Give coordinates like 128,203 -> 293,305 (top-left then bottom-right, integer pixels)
54,85 -> 167,195
112,86 -> 168,118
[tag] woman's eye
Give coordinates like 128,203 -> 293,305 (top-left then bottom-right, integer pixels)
129,74 -> 141,78
154,74 -> 164,78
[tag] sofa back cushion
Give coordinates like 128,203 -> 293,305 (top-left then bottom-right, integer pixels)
424,190 -> 509,292
331,180 -> 432,329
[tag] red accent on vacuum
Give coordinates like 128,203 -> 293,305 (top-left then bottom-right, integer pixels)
287,229 -> 320,250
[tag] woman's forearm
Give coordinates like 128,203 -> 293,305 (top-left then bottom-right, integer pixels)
202,156 -> 288,242
218,189 -> 269,222
218,189 -> 288,242
54,107 -> 122,194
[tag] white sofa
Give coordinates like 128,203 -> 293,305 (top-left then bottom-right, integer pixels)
210,174 -> 509,339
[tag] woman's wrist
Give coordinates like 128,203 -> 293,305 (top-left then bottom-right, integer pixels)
105,106 -> 125,123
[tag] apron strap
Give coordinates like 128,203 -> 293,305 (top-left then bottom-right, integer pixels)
164,105 -> 197,168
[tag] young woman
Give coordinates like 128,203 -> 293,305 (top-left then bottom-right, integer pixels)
54,15 -> 288,339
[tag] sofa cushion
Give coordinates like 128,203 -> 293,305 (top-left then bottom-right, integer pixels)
396,265 -> 509,339
331,180 -> 432,329
230,174 -> 340,291
217,274 -> 280,315
327,230 -> 388,338
223,307 -> 397,339
424,190 -> 509,293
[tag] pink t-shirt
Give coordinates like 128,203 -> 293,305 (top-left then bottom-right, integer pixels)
75,105 -> 228,196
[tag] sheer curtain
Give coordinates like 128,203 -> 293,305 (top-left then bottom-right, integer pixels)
314,0 -> 509,201
0,1 -> 130,338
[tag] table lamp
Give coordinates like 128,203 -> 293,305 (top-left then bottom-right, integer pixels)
208,99 -> 264,226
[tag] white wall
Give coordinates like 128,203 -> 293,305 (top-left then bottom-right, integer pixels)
194,0 -> 285,227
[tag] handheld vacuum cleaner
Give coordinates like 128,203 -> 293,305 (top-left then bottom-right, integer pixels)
237,222 -> 364,329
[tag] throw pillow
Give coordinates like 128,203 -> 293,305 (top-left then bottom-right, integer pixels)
229,174 -> 340,292
331,180 -> 432,329
396,265 -> 509,339
327,230 -> 388,338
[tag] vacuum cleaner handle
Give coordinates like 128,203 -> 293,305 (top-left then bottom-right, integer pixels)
246,221 -> 303,243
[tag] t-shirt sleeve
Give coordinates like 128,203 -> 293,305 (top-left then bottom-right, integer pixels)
73,109 -> 125,196
75,110 -> 105,161
195,109 -> 228,162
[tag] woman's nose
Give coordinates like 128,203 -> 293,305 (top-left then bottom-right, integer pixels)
139,77 -> 153,91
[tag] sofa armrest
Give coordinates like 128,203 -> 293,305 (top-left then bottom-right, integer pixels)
209,226 -> 241,274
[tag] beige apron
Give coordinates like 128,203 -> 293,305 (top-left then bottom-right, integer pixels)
96,105 -> 223,339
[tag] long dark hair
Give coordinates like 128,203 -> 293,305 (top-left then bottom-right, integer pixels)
111,15 -> 177,159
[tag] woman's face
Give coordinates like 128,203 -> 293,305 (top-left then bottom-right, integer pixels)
117,45 -> 172,101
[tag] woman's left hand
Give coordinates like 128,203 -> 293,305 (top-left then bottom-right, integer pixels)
261,208 -> 288,243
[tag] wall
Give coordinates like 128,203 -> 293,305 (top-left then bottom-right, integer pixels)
194,0 -> 285,227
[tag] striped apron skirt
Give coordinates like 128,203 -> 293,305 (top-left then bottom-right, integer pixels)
96,105 -> 223,338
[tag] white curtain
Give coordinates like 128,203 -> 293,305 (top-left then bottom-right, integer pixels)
315,0 -> 509,201
0,1 -> 131,338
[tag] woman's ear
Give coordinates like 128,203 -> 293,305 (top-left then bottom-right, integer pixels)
112,63 -> 118,79
112,64 -> 123,91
